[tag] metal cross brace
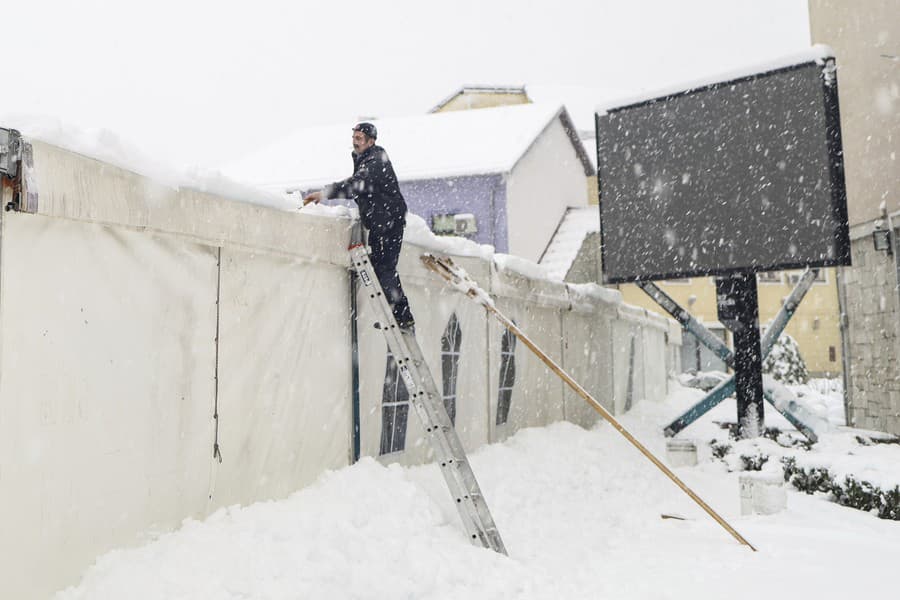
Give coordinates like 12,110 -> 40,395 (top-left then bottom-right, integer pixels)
636,269 -> 821,442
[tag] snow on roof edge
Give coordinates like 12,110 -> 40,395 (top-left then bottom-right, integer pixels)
12,119 -> 293,210
595,44 -> 835,115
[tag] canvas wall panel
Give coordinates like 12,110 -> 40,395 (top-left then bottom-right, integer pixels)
611,318 -> 646,415
489,297 -> 566,443
0,212 -> 218,600
641,325 -> 669,402
212,247 -> 352,508
561,306 -> 614,428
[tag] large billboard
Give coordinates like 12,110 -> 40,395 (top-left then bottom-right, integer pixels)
596,55 -> 850,284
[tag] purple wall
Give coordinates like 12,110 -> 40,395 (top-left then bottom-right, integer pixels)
399,174 -> 508,254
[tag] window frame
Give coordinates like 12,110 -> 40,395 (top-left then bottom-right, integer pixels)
496,325 -> 517,426
441,313 -> 463,425
379,351 -> 410,455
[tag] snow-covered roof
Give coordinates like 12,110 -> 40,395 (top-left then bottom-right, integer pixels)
597,44 -> 835,114
224,103 -> 593,192
539,206 -> 600,281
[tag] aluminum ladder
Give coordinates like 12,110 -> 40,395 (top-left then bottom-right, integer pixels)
349,232 -> 507,555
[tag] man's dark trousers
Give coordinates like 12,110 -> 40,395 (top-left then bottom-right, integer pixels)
368,219 -> 414,328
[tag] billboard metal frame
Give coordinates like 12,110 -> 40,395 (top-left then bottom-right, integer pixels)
596,57 -> 850,284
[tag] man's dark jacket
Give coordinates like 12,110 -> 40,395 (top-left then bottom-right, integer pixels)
323,144 -> 407,231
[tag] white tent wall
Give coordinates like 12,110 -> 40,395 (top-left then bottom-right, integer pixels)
560,292 -> 616,428
641,320 -> 670,403
0,140 -> 355,600
0,139 -> 680,599
611,308 -> 653,415
0,212 -> 220,599
488,268 -> 569,443
665,322 -> 683,382
210,247 -> 353,508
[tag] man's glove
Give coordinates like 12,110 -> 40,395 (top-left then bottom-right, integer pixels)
303,191 -> 323,206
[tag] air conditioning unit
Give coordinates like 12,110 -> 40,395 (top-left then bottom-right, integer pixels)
454,213 -> 477,235
432,213 -> 478,236
432,214 -> 456,235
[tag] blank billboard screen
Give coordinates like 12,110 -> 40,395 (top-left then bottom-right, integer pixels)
596,58 -> 850,284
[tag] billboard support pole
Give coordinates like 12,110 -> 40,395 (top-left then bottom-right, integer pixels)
715,273 -> 765,438
644,270 -> 820,440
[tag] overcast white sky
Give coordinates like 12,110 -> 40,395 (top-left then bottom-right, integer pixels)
3,0 -> 810,170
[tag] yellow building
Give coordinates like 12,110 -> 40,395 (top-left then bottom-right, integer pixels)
434,85 -> 844,376
617,270 -> 842,376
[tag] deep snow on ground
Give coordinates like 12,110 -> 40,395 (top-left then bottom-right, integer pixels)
56,384 -> 898,599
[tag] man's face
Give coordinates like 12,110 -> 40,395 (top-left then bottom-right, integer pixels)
352,131 -> 374,154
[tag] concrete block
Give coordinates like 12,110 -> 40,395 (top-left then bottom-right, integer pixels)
740,474 -> 787,516
666,439 -> 698,468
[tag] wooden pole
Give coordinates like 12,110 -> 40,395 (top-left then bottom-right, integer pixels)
422,255 -> 757,552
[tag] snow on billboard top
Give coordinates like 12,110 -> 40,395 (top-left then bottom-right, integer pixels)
596,48 -> 850,284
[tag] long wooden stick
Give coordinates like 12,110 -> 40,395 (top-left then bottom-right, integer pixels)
422,255 -> 757,552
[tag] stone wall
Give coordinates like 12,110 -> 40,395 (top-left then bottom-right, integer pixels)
840,226 -> 900,434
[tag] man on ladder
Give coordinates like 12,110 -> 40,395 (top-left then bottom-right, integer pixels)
305,124 -> 506,553
304,122 -> 415,332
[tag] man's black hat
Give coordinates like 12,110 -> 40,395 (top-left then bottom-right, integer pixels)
352,122 -> 378,140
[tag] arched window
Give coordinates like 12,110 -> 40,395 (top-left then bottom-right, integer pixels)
496,326 -> 517,425
380,351 -> 410,455
441,313 -> 462,425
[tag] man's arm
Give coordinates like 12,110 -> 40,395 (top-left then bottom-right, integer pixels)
322,158 -> 374,200
303,172 -> 367,206
303,154 -> 377,206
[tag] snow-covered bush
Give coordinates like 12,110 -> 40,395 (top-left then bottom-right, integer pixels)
782,457 -> 900,520
762,333 -> 809,385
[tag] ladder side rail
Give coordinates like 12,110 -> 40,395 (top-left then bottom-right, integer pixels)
350,244 -> 507,554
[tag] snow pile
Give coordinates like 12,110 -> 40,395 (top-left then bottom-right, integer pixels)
763,375 -> 832,437
299,203 -> 355,221
566,281 -> 623,306
403,213 -> 495,260
493,253 -> 553,281
678,370 -> 730,392
10,116 -> 294,210
56,383 -> 900,600
803,378 -> 847,425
